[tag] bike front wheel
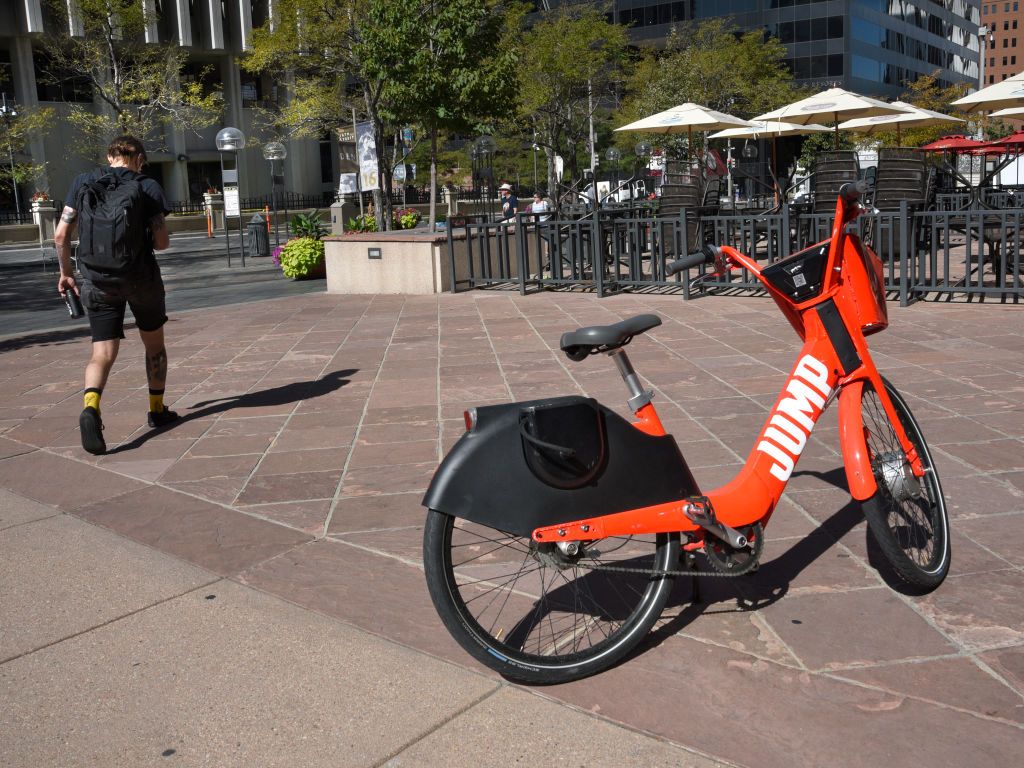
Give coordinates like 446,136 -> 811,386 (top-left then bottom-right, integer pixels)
423,510 -> 679,684
859,377 -> 951,591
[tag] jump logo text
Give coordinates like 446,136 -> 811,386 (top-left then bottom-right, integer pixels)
756,355 -> 833,482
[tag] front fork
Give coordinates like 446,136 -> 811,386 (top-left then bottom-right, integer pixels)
838,369 -> 924,502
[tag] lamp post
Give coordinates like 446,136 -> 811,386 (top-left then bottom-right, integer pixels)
216,126 -> 246,267
532,132 -> 539,192
0,94 -> 20,219
476,135 -> 496,221
262,141 -> 286,247
605,146 -> 621,202
741,141 -> 758,204
634,141 -> 651,200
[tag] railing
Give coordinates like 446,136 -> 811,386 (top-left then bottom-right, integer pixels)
445,203 -> 1023,304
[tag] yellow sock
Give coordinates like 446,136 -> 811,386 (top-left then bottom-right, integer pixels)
148,389 -> 164,413
84,388 -> 101,413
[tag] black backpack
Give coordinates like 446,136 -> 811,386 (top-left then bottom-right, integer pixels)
76,171 -> 149,275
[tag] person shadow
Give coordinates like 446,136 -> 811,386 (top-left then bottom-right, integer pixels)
106,368 -> 358,455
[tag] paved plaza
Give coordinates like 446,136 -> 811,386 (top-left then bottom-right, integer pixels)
1,278 -> 1023,765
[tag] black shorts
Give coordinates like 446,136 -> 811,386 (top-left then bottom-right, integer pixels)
82,274 -> 167,342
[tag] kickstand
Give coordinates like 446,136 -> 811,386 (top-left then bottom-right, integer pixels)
685,550 -> 701,604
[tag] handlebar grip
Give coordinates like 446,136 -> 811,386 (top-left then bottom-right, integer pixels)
838,181 -> 868,203
665,251 -> 707,276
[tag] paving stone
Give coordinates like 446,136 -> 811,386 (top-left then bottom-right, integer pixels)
915,570 -> 1024,651
758,588 -> 956,670
831,656 -> 1024,724
326,492 -> 426,534
0,488 -> 60,530
0,451 -> 146,511
0,514 -> 213,661
74,485 -> 310,576
0,579 -> 497,768
235,469 -> 342,505
239,538 -> 466,665
549,635 -> 1022,768
390,685 -> 732,767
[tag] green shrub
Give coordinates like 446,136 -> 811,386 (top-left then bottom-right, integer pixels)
290,211 -> 328,239
278,236 -> 325,278
346,214 -> 377,233
392,207 -> 421,230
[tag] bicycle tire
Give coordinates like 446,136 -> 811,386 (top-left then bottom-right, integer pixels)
423,509 -> 679,684
858,377 -> 951,591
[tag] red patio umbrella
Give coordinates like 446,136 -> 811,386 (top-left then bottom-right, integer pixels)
919,135 -> 986,152
979,130 -> 1024,150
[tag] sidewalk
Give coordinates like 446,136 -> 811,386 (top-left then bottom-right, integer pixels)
1,288 -> 1022,766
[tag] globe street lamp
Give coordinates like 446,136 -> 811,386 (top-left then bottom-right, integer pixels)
0,94 -> 20,219
262,140 -> 286,246
605,146 -> 621,201
634,141 -> 651,200
216,126 -> 247,266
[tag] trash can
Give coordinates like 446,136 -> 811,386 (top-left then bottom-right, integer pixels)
246,213 -> 270,257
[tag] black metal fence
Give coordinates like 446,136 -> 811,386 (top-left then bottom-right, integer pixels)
446,203 -> 1023,304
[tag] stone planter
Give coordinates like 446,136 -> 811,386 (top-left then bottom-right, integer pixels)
31,201 -> 57,242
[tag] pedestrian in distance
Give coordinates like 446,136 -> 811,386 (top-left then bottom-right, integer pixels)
55,135 -> 177,456
499,182 -> 518,220
528,191 -> 551,221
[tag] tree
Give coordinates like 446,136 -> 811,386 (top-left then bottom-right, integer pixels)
246,0 -> 398,229
515,6 -> 628,199
358,0 -> 521,230
872,72 -> 972,148
39,0 -> 222,160
620,19 -> 804,160
0,103 -> 55,207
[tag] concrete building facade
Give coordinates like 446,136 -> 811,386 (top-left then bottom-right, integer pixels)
981,1 -> 1024,84
613,0 -> 982,97
0,0 -> 338,207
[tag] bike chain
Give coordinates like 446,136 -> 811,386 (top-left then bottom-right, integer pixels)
574,560 -> 752,579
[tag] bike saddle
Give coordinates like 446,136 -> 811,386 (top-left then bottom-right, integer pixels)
560,314 -> 662,361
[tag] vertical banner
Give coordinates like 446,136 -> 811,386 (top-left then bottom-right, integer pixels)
356,121 -> 379,192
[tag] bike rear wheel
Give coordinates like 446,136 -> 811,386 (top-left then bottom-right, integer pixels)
423,510 -> 679,684
859,377 -> 951,591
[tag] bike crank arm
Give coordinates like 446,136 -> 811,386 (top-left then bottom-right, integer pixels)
682,497 -> 749,549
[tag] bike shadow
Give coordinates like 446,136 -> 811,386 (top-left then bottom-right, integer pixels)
639,493 -> 867,654
105,368 -> 358,455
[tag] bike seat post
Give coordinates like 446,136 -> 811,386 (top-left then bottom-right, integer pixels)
608,348 -> 653,412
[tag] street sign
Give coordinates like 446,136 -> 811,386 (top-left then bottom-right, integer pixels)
224,185 -> 240,217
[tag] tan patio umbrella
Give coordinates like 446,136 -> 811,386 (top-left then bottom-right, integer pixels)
615,103 -> 754,159
951,71 -> 1024,113
754,87 -> 910,148
837,101 -> 965,145
989,105 -> 1024,119
710,120 -> 832,203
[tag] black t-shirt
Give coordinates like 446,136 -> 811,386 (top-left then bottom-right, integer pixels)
65,166 -> 170,281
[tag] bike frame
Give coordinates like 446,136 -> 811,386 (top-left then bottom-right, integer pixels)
533,192 -> 925,546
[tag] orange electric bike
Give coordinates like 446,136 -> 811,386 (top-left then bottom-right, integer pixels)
422,183 -> 950,684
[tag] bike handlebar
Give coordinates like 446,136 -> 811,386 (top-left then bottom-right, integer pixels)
665,251 -> 707,276
838,181 -> 868,204
666,244 -> 722,276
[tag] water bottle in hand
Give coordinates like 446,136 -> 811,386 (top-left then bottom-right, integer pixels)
63,289 -> 84,318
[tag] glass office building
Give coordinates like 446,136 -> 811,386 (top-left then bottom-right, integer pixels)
609,0 -> 981,98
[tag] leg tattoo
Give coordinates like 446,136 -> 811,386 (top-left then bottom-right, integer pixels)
145,347 -> 168,388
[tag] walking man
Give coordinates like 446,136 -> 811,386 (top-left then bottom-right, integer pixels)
55,135 -> 177,455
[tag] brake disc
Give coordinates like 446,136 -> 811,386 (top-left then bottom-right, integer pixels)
704,522 -> 764,576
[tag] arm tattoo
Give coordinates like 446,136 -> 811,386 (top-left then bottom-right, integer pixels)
60,206 -> 78,224
150,214 -> 167,233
